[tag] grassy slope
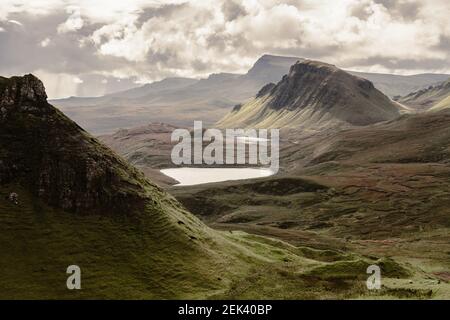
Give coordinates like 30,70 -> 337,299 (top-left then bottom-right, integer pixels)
3,182 -> 443,299
169,113 -> 450,299
430,94 -> 450,112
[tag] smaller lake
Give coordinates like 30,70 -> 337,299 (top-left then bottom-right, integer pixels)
160,167 -> 275,186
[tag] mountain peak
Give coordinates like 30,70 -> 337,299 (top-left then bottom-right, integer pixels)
246,54 -> 303,80
267,59 -> 375,111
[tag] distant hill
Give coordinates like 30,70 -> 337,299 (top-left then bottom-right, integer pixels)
347,71 -> 450,98
51,55 -> 302,134
217,60 -> 402,130
50,54 -> 448,134
398,78 -> 450,112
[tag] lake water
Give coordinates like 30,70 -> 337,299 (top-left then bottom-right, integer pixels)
160,167 -> 275,186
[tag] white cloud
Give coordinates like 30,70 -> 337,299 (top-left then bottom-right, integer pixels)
57,6 -> 84,33
82,0 -> 450,76
40,37 -> 51,47
73,76 -> 83,84
8,19 -> 23,26
33,69 -> 81,98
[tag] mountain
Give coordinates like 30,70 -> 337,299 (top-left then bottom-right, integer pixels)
217,60 -> 402,130
50,55 -> 302,134
50,55 -> 448,134
398,78 -> 450,111
245,54 -> 301,83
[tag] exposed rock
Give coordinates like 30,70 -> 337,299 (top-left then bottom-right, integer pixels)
0,74 -> 167,216
256,83 -> 276,98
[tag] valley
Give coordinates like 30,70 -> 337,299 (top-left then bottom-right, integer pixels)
93,61 -> 450,299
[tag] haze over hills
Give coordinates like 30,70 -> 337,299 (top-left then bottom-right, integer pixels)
348,71 -> 450,98
51,55 -> 301,134
50,55 -> 448,134
217,60 -> 402,130
398,78 -> 450,112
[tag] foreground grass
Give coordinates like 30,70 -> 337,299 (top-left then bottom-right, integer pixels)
1,185 -> 446,299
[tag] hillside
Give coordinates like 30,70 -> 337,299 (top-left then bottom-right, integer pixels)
217,60 -> 402,129
398,78 -> 450,111
171,111 -> 450,299
0,74 -> 240,298
2,74 -> 429,299
430,95 -> 450,112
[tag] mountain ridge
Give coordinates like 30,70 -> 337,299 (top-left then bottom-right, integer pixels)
49,55 -> 449,134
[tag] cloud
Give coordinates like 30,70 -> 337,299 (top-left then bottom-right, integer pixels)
57,6 -> 84,33
8,19 -> 23,26
0,0 -> 450,98
40,37 -> 50,47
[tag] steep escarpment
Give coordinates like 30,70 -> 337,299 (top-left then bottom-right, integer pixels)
0,74 -> 169,216
217,60 -> 402,129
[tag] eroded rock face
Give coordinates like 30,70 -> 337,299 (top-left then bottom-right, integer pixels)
267,61 -> 374,112
0,74 -> 163,215
0,74 -> 47,111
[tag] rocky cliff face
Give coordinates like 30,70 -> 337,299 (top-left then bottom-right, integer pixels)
0,74 -> 167,215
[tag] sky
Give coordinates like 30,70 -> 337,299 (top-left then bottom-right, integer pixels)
1,0 -> 449,98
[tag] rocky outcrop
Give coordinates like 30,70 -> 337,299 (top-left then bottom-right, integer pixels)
0,74 -> 47,119
0,74 -> 166,215
256,83 -> 276,98
217,60 -> 402,129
